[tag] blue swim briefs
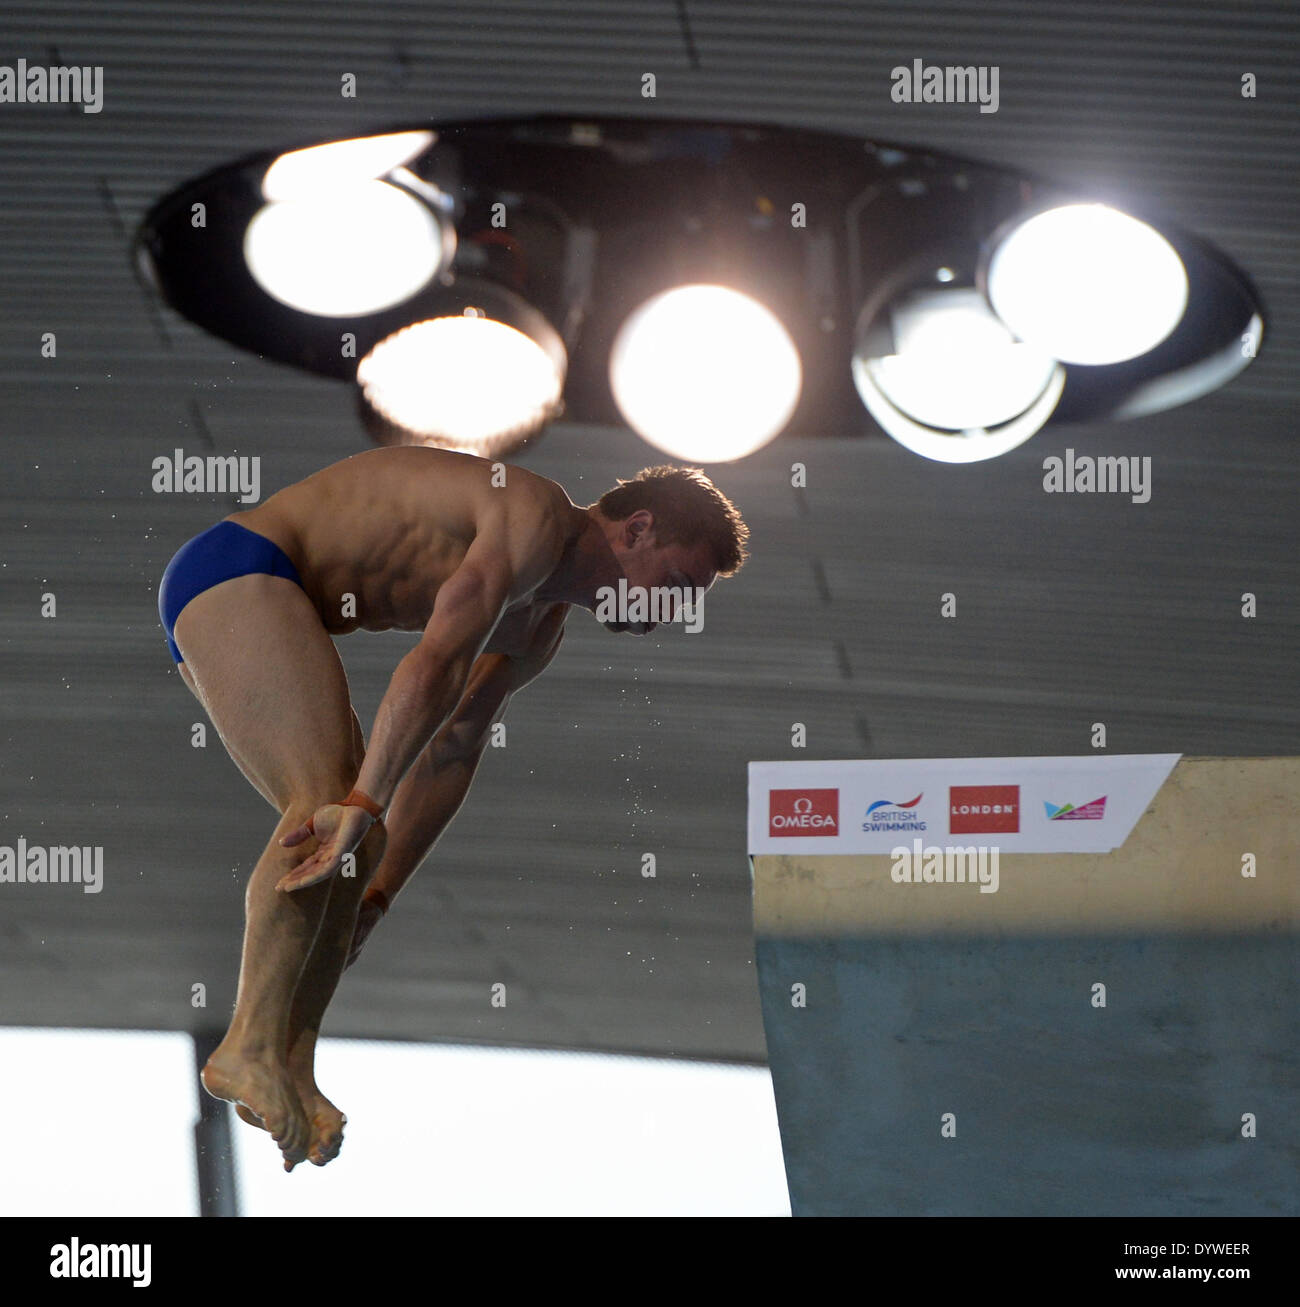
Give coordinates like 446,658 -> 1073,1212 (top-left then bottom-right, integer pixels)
158,520 -> 305,663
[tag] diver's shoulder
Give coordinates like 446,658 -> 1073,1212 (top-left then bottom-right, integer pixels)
467,457 -> 572,525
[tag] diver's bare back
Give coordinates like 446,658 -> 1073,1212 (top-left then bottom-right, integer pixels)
227,446 -> 573,651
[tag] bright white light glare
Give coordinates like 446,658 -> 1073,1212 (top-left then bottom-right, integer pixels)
234,1039 -> 791,1217
261,130 -> 435,202
0,1028 -> 199,1217
609,284 -> 802,462
854,290 -> 1066,463
865,288 -> 1060,431
987,203 -> 1188,365
244,180 -> 444,317
855,358 -> 1065,462
358,314 -> 565,454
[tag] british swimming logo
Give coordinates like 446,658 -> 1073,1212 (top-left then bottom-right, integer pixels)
862,793 -> 928,833
1044,796 -> 1107,821
950,784 -> 1019,834
769,789 -> 838,836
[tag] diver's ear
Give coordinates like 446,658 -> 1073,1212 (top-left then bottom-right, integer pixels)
624,509 -> 654,545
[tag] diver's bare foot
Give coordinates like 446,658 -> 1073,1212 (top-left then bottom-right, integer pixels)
230,1059 -> 345,1165
299,1085 -> 347,1166
201,1045 -> 310,1168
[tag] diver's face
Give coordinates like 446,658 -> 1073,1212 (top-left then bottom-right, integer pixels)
604,526 -> 718,635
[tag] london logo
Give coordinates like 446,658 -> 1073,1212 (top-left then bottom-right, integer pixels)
862,793 -> 927,833
769,788 -> 839,836
949,784 -> 1019,834
1044,796 -> 1107,821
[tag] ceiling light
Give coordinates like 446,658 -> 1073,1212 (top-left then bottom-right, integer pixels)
853,285 -> 1064,462
243,180 -> 446,317
854,357 -> 1065,463
857,286 -> 1062,431
608,284 -> 802,462
357,286 -> 566,456
986,203 -> 1188,365
261,130 -> 435,202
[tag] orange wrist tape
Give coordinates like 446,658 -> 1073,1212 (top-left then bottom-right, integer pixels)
363,886 -> 391,914
343,787 -> 385,821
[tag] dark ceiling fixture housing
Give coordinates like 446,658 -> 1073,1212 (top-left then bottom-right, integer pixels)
135,115 -> 1265,464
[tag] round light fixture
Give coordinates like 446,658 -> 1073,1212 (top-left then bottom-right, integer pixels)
853,285 -> 1065,462
260,130 -> 436,202
859,286 -> 1061,427
986,203 -> 1189,365
608,284 -> 802,462
357,285 -> 566,456
244,179 -> 446,317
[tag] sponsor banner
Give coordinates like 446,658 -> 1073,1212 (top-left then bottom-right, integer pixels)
768,788 -> 839,837
747,754 -> 1180,855
949,784 -> 1019,834
1045,796 -> 1107,821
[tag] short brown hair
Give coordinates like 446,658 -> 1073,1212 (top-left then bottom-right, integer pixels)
596,465 -> 749,576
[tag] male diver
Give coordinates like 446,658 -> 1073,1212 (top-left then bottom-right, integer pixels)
158,446 -> 748,1168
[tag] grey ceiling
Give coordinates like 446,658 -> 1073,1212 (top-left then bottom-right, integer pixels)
1,1 -> 1297,1063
